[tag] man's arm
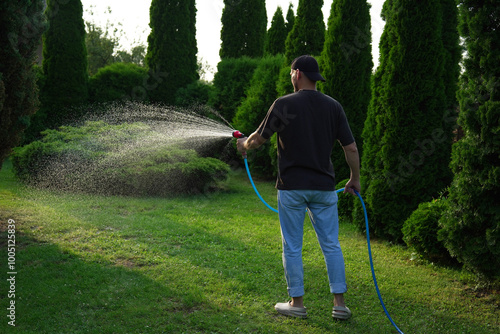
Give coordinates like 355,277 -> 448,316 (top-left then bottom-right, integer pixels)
236,131 -> 267,156
342,142 -> 361,196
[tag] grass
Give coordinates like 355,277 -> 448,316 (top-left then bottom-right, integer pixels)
0,159 -> 499,333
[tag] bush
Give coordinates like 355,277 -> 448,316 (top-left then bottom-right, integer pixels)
232,55 -> 285,177
175,80 -> 214,107
209,57 -> 259,123
89,62 -> 148,102
275,65 -> 294,97
98,147 -> 229,196
402,198 -> 455,265
12,121 -> 229,196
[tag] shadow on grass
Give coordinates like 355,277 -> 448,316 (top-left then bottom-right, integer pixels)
0,227 -> 283,334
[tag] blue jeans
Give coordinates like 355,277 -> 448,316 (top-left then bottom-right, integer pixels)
277,190 -> 347,297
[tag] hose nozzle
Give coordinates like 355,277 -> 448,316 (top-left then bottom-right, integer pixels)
232,130 -> 245,138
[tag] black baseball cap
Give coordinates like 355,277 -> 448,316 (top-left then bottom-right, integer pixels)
291,55 -> 326,82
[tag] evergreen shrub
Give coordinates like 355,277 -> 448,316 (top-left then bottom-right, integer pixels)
319,0 -> 372,182
219,0 -> 267,59
210,57 -> 259,123
437,0 -> 500,282
275,65 -> 294,97
233,55 -> 284,177
284,0 -> 325,64
265,7 -> 287,56
40,0 -> 88,120
145,0 -> 198,104
175,81 -> 214,108
0,0 -> 46,164
402,198 -> 455,265
12,121 -> 229,196
358,0 -> 453,242
89,63 -> 148,102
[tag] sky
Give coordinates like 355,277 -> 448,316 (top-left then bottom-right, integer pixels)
82,0 -> 386,81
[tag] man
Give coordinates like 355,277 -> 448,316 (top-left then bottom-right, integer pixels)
236,55 -> 360,320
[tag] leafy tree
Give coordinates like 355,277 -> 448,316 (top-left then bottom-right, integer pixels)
145,0 -> 198,104
85,21 -> 117,76
439,0 -> 500,280
0,0 -> 45,166
319,0 -> 372,182
115,45 -> 146,67
196,58 -> 214,83
284,0 -> 325,64
359,0 -> 455,242
219,0 -> 267,59
35,0 -> 88,131
265,7 -> 287,56
85,7 -> 146,75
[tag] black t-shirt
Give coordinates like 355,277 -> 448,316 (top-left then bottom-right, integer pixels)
256,90 -> 355,190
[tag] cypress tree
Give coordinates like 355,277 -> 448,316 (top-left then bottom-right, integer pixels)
277,0 -> 323,98
0,0 -> 45,165
319,0 -> 372,182
284,0 -> 325,64
37,0 -> 88,129
355,0 -> 398,234
265,7 -> 287,56
220,0 -> 267,59
439,0 -> 500,279
285,4 -> 295,34
145,0 -> 198,104
441,0 -> 461,113
360,0 -> 453,242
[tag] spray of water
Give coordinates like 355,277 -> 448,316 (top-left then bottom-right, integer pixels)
88,101 -> 234,139
26,101 -> 237,196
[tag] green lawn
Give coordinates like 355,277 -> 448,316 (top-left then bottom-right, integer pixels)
0,159 -> 498,333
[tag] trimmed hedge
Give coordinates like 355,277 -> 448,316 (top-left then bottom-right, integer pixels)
89,62 -> 148,102
12,121 -> 229,196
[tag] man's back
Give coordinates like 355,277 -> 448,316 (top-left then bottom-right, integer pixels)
257,89 -> 354,190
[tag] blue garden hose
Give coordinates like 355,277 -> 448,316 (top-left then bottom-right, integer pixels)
243,156 -> 404,334
243,156 -> 279,213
